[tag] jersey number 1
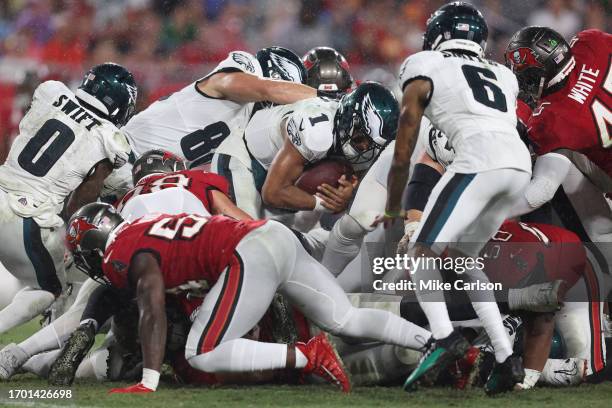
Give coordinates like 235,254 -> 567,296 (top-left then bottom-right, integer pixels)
461,65 -> 507,112
18,119 -> 75,177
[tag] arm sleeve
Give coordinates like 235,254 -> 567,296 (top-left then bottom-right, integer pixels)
509,153 -> 572,217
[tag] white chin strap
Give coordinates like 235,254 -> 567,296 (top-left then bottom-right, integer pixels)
75,89 -> 110,117
547,56 -> 576,89
436,38 -> 485,57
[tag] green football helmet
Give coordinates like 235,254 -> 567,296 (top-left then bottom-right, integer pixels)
76,62 -> 137,127
423,2 -> 488,57
334,82 -> 399,168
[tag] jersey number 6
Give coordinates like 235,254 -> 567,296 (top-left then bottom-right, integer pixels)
461,65 -> 508,112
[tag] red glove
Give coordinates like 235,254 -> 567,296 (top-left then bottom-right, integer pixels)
108,383 -> 154,394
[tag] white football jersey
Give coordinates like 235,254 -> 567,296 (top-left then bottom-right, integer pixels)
0,81 -> 131,225
123,51 -> 263,167
245,97 -> 339,169
398,50 -> 531,173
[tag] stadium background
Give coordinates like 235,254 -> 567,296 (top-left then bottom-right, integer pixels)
0,0 -> 609,162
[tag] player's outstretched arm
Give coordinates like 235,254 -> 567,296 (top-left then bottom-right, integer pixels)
198,72 -> 316,104
64,160 -> 114,220
110,252 -> 166,394
376,79 -> 431,227
210,190 -> 253,220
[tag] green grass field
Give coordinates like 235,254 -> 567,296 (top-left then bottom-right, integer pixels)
0,321 -> 611,408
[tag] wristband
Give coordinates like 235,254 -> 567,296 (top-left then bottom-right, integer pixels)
314,195 -> 333,214
384,209 -> 404,218
141,368 -> 160,391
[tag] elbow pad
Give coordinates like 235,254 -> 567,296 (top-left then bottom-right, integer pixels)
403,163 -> 441,211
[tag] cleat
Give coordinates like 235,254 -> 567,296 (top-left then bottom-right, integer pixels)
403,329 -> 470,391
541,358 -> 587,386
452,346 -> 482,390
48,321 -> 96,386
297,333 -> 351,393
485,354 -> 524,396
0,343 -> 29,380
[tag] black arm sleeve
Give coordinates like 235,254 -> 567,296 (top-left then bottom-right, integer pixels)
402,163 -> 442,211
80,284 -> 123,327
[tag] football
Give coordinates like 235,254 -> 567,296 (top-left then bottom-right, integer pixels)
295,158 -> 354,195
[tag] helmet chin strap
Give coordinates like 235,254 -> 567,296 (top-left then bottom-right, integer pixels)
436,39 -> 485,57
75,89 -> 111,116
547,56 -> 576,89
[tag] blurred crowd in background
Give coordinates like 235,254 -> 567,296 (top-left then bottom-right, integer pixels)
0,0 -> 609,158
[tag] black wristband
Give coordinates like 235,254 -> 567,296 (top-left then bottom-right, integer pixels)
403,163 -> 442,211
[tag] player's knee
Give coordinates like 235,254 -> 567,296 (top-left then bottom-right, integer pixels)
320,306 -> 356,337
336,214 -> 370,241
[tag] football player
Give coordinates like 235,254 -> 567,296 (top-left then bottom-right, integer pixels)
380,2 -> 532,393
64,203 -> 433,393
124,47 -> 316,169
303,46 -> 354,97
0,150 -> 250,381
212,82 -> 398,219
0,63 -> 135,336
504,28 -> 612,281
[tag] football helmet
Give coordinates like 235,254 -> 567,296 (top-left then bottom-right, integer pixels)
132,149 -> 186,184
423,2 -> 488,57
256,46 -> 307,84
505,26 -> 573,104
66,203 -> 124,282
303,47 -> 354,93
75,63 -> 137,127
334,82 -> 399,168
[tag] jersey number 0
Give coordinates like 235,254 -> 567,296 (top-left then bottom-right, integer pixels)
18,119 -> 75,177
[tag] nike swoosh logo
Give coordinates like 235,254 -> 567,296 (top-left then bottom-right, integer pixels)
103,250 -> 113,265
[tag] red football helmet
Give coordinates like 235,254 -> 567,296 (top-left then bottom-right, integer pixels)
66,203 -> 124,281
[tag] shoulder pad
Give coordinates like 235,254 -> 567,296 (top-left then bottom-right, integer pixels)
398,51 -> 440,91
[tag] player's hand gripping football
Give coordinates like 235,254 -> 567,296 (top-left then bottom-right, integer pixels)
316,175 -> 358,213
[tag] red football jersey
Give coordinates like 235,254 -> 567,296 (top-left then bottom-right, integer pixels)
102,213 -> 266,290
116,170 -> 229,213
527,30 -> 612,176
482,221 -> 585,289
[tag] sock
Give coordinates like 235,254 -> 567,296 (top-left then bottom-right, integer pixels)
295,348 -> 308,368
463,264 -> 513,363
187,339 -> 289,373
19,301 -> 84,357
21,349 -> 61,378
321,215 -> 366,276
411,262 -> 454,339
0,288 -> 55,334
338,307 -> 432,350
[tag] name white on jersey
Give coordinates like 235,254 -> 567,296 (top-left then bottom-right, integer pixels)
399,50 -> 531,173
